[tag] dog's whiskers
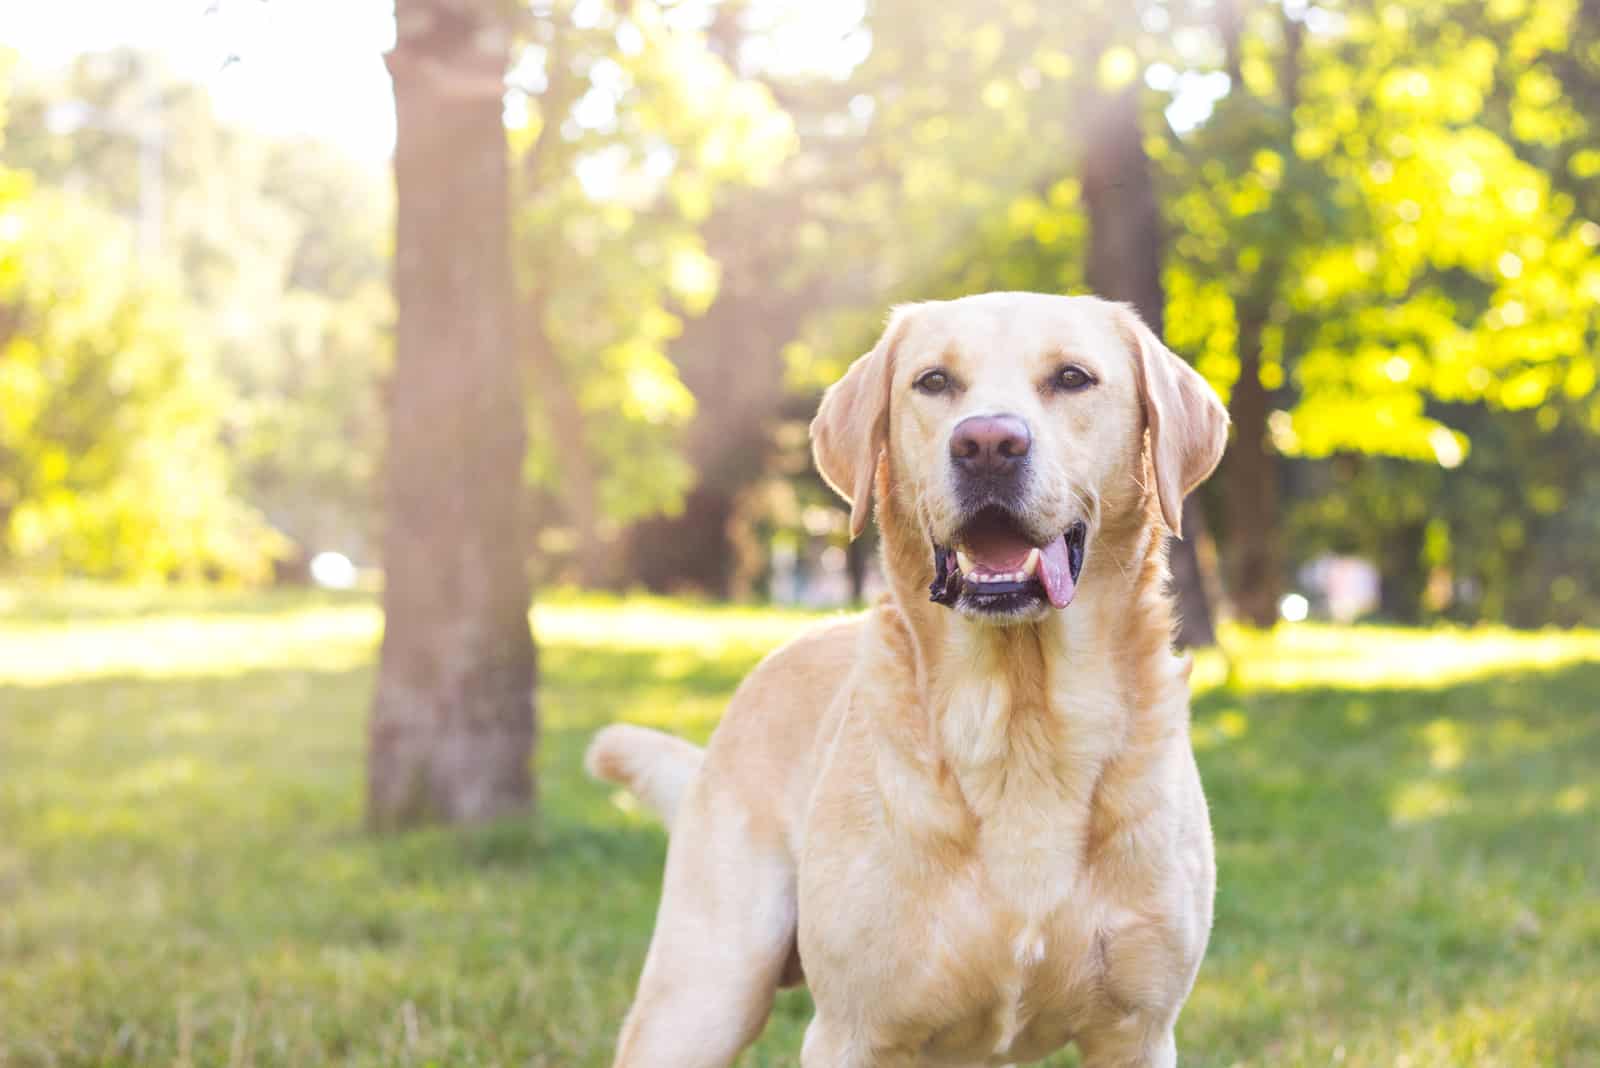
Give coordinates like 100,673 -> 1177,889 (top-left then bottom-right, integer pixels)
1107,542 -> 1134,583
1071,485 -> 1135,583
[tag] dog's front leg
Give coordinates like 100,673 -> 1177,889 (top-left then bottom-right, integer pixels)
1076,1023 -> 1178,1068
801,1016 -> 924,1068
610,778 -> 796,1068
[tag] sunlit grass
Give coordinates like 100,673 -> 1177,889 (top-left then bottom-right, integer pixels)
0,587 -> 831,687
1193,619 -> 1600,693
2,586 -> 1597,1066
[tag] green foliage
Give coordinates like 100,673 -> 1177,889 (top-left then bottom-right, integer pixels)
4,52 -> 392,569
0,183 -> 277,579
233,143 -> 391,555
4,20 -> 798,584
3,590 -> 1598,1063
1151,0 -> 1600,617
765,0 -> 1600,623
512,1 -> 795,552
781,1 -> 1105,390
1292,397 -> 1600,627
5,2 -> 1600,623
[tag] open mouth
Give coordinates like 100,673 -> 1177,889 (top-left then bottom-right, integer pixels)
929,510 -> 1087,618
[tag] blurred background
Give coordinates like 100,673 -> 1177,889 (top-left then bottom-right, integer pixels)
2,1 -> 1598,1065
3,0 -> 1598,626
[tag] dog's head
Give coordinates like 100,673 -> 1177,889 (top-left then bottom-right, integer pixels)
812,292 -> 1228,625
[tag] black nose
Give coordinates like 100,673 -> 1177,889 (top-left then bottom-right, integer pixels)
949,413 -> 1031,475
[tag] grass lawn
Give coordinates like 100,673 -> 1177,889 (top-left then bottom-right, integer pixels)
2,586 -> 1597,1067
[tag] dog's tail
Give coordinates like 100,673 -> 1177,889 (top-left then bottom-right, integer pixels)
584,724 -> 704,831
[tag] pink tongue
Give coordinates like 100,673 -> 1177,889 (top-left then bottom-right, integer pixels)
1036,533 -> 1076,609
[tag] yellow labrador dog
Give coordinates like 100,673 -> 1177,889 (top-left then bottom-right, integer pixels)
587,292 -> 1229,1067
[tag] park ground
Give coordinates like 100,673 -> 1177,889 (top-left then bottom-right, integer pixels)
1,587 -> 1597,1067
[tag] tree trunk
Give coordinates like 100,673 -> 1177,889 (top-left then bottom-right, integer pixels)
1377,519 -> 1426,623
368,0 -> 536,831
627,487 -> 737,594
1223,311 -> 1282,627
1082,83 -> 1220,647
1214,0 -> 1299,629
620,199 -> 810,597
1169,496 -> 1220,645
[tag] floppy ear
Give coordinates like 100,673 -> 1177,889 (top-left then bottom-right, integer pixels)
1118,307 -> 1230,538
810,308 -> 913,539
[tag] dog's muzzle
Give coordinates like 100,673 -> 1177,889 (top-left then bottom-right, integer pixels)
929,511 -> 1087,615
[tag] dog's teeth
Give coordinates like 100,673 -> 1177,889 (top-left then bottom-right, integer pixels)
956,550 -> 973,573
1022,548 -> 1040,578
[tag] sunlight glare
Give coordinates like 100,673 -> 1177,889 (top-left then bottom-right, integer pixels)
1280,593 -> 1311,622
310,552 -> 358,590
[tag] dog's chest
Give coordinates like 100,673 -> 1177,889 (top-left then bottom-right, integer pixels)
872,772 -> 1115,1058
938,668 -> 1112,907
885,675 -> 1131,1060
803,635 -> 1180,1064
881,839 -> 1113,1065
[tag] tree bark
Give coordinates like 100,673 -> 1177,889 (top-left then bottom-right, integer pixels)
368,0 -> 536,831
1223,309 -> 1282,626
1214,0 -> 1299,628
621,193 -> 812,597
628,486 -> 738,594
1377,519 -> 1426,623
1082,82 -> 1220,647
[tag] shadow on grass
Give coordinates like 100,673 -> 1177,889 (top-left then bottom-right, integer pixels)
1,635 -> 776,1067
1182,659 -> 1600,1065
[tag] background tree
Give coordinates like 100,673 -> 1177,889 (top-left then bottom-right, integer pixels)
6,51 -> 393,571
367,0 -> 536,830
1082,61 -> 1221,646
5,0 -> 1600,630
508,0 -> 793,586
0,56 -> 277,580
620,9 -> 876,597
1162,0 -> 1600,624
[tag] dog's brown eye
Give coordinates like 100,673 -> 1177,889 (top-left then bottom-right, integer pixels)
1053,365 -> 1094,392
914,369 -> 952,395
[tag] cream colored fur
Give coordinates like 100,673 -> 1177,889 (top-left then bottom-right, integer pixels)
587,292 -> 1230,1067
